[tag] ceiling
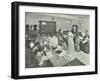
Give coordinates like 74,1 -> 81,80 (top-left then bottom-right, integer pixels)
26,12 -> 89,20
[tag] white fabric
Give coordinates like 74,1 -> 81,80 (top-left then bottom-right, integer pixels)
67,32 -> 75,53
49,36 -> 58,47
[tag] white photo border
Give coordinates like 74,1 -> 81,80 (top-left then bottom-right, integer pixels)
19,5 -> 96,76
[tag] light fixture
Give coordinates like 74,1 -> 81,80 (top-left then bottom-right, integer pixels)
42,22 -> 46,25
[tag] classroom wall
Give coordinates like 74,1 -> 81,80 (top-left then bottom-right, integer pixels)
80,17 -> 89,33
25,12 -> 82,32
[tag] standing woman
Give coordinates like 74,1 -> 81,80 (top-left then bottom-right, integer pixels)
71,25 -> 81,52
67,31 -> 75,53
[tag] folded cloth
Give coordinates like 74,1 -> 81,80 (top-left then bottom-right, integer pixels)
50,55 -> 68,66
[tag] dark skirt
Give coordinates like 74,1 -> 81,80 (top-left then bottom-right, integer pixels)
80,41 -> 89,54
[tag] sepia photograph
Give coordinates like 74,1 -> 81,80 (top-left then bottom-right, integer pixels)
25,12 -> 90,68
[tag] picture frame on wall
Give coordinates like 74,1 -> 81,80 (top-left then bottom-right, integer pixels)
11,1 -> 98,79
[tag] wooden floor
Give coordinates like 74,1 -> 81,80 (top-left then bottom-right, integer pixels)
25,47 -> 89,68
